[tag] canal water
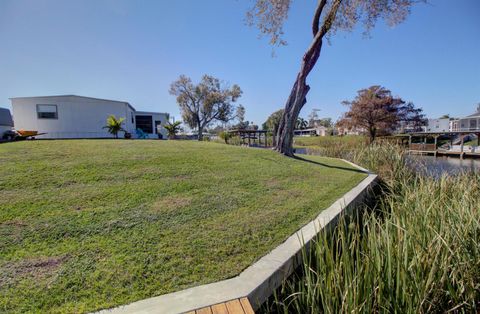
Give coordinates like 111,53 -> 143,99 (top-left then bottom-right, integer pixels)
294,147 -> 480,177
406,155 -> 480,177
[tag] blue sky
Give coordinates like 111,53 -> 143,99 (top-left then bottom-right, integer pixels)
0,0 -> 479,125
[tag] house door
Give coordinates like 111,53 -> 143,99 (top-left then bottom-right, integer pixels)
154,121 -> 162,134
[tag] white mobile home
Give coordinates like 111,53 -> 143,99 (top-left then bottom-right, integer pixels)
10,95 -> 169,139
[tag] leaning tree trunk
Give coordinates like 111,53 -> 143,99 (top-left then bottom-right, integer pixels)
369,126 -> 376,144
275,0 -> 342,156
272,128 -> 277,147
275,77 -> 312,156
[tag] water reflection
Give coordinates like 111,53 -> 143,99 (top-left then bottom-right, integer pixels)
294,147 -> 480,178
406,155 -> 480,177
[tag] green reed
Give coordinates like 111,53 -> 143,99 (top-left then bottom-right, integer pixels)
264,144 -> 480,313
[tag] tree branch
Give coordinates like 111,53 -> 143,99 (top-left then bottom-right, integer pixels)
301,0 -> 342,80
312,0 -> 327,36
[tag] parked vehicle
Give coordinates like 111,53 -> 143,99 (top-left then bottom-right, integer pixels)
0,107 -> 14,140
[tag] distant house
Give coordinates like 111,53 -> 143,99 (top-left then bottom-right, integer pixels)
336,126 -> 363,136
10,95 -> 169,139
449,119 -> 459,132
457,105 -> 480,132
394,120 -> 425,134
425,118 -> 450,133
294,125 -> 327,137
0,107 -> 14,136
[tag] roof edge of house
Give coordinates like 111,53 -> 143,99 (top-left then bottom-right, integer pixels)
135,111 -> 170,116
9,95 -> 136,112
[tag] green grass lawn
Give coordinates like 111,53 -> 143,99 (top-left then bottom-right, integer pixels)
464,139 -> 479,146
0,140 -> 366,313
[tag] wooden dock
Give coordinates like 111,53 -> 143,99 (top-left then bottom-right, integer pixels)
408,148 -> 480,158
403,131 -> 480,159
186,298 -> 255,314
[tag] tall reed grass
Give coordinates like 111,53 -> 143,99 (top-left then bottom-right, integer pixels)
264,144 -> 480,313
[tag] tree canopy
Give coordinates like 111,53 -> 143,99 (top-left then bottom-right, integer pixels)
247,0 -> 418,47
263,109 -> 284,146
296,117 -> 309,129
236,105 -> 246,125
339,85 -> 426,142
247,0 -> 423,156
169,75 -> 242,140
263,109 -> 284,132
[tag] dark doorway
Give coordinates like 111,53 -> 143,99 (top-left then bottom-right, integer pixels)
136,115 -> 153,133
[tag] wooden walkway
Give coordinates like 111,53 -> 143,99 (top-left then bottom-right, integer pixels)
186,297 -> 255,314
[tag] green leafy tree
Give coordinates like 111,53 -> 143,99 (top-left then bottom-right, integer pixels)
263,109 -> 284,146
219,131 -> 232,144
163,121 -> 182,139
296,117 -> 308,129
236,105 -> 246,125
317,118 -> 333,128
103,115 -> 125,139
169,74 -> 242,141
247,0 -> 422,156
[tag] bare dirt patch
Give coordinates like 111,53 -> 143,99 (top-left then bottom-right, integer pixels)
0,256 -> 66,286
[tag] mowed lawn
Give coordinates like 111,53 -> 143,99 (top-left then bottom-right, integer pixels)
0,140 -> 366,313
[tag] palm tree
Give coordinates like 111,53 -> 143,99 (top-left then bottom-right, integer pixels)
296,117 -> 308,130
163,121 -> 182,139
103,115 -> 125,139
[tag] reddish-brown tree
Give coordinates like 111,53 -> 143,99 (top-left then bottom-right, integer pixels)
339,85 -> 426,143
247,0 -> 423,156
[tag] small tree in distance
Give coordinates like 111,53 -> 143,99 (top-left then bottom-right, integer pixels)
103,115 -> 125,139
339,85 -> 426,143
236,105 -> 246,125
169,75 -> 242,141
163,121 -> 182,139
296,117 -> 308,130
263,109 -> 284,147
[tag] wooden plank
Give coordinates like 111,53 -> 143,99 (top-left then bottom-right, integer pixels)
211,302 -> 229,314
225,299 -> 245,314
185,312 -> 196,314
239,298 -> 255,314
196,307 -> 213,314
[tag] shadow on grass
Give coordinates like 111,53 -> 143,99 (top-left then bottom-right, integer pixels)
293,155 -> 367,174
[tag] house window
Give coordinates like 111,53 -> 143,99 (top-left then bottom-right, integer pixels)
37,104 -> 58,119
135,115 -> 153,133
470,119 -> 477,130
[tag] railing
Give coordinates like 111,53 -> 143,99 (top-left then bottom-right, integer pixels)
454,128 -> 480,132
410,143 -> 436,151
